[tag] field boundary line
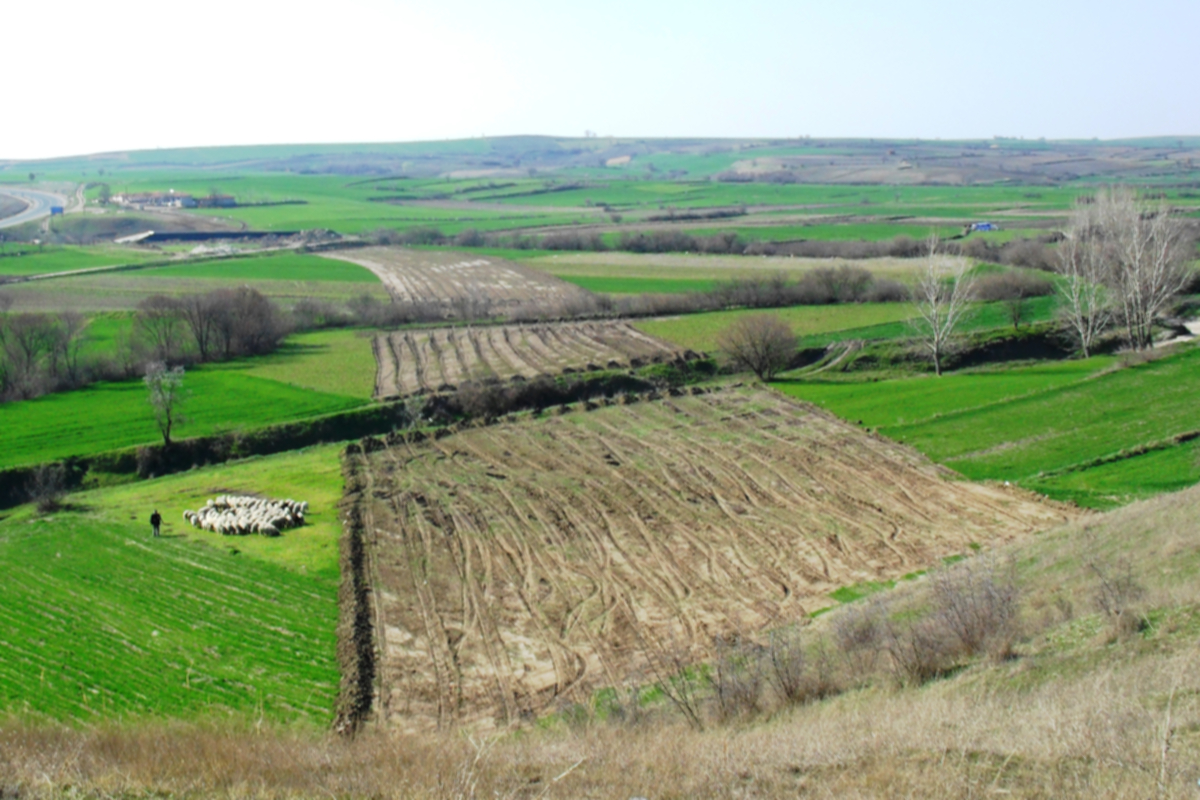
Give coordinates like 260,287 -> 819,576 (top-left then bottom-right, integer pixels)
1028,429 -> 1200,481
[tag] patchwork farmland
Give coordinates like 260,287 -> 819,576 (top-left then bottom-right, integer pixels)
346,387 -> 1074,731
372,321 -> 686,397
320,247 -> 591,313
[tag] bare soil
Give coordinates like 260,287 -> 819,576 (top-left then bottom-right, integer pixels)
372,321 -> 683,397
348,386 -> 1076,732
320,247 -> 591,310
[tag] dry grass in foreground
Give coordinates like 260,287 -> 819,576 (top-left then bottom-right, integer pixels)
3,641 -> 1198,799
6,476 -> 1200,799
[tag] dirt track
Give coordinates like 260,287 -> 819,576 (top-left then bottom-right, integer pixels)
320,246 -> 590,312
372,321 -> 685,397
348,387 -> 1076,732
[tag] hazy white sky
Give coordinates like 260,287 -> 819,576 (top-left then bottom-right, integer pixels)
3,0 -> 1196,160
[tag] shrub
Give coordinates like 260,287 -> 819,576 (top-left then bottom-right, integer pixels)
715,314 -> 797,380
711,635 -> 765,721
929,555 -> 1020,658
973,270 -> 1055,302
26,464 -> 66,512
832,597 -> 885,680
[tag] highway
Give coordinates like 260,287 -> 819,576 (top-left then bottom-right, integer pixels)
0,187 -> 71,229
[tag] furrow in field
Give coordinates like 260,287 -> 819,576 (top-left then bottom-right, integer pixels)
349,387 -> 1077,730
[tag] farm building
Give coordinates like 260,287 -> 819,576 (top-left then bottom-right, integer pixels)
111,191 -> 197,208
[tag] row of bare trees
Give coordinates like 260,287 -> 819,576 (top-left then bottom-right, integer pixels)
135,287 -> 286,364
1056,186 -> 1193,355
0,287 -> 287,403
0,297 -> 92,400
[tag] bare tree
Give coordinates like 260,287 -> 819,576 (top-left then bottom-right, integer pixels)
136,295 -> 186,362
4,312 -> 58,396
144,362 -> 186,446
1097,187 -> 1191,350
912,236 -> 976,376
179,293 -> 220,361
50,311 -> 88,386
1056,211 -> 1112,358
716,313 -> 797,380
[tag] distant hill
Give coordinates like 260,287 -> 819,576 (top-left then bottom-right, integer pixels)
5,135 -> 1200,185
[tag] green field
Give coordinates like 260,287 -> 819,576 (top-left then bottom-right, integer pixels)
0,446 -> 345,723
0,245 -> 156,277
778,346 -> 1200,507
558,275 -> 719,295
238,328 -> 376,399
146,251 -> 380,283
0,360 -> 368,469
636,303 -> 919,352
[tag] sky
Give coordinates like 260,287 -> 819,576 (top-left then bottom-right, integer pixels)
3,0 -> 1197,160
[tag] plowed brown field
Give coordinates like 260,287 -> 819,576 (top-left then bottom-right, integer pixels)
320,247 -> 590,312
347,387 -> 1075,732
372,321 -> 684,397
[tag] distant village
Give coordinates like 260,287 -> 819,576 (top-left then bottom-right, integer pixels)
109,190 -> 237,209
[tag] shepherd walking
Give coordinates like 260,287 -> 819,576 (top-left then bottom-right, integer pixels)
150,509 -> 162,538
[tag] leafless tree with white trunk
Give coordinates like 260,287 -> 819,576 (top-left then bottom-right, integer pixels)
912,235 -> 975,376
1056,208 -> 1113,358
1094,187 -> 1191,350
144,361 -> 186,446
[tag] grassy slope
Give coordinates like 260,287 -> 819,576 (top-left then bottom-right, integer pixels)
0,446 -> 345,724
779,346 -> 1200,507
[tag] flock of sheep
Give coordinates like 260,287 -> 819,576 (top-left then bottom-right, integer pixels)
183,495 -> 308,536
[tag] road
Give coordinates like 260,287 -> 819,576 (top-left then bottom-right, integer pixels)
0,187 -> 72,230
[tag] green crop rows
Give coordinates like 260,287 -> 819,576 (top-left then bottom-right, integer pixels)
778,347 -> 1200,508
0,446 -> 345,724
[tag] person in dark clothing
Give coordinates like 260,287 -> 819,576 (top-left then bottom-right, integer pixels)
150,509 -> 162,538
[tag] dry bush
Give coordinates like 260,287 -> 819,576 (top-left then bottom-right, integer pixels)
831,595 -> 885,681
291,298 -> 351,330
973,270 -> 1055,302
881,612 -> 957,686
1088,554 -> 1147,638
766,628 -> 838,706
810,265 -> 874,302
711,635 -> 765,721
866,277 -> 910,302
26,463 -> 67,513
715,313 -> 797,380
929,555 -> 1021,658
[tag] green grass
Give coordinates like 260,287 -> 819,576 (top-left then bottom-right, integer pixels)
0,245 -> 156,277
778,346 -> 1200,505
635,303 -> 917,352
239,328 -> 377,400
558,275 -> 718,295
0,446 -> 344,724
147,252 -> 380,283
0,365 -> 367,469
1026,437 -> 1200,510
778,357 -> 1116,428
